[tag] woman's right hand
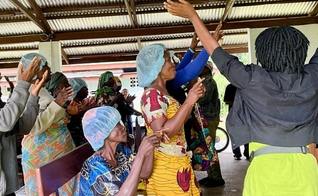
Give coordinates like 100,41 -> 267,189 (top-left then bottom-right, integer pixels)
18,57 -> 41,82
137,134 -> 161,157
185,78 -> 205,105
55,86 -> 74,107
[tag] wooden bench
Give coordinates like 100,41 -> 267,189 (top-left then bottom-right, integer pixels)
35,142 -> 94,196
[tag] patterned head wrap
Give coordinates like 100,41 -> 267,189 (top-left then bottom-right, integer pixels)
82,106 -> 121,151
68,78 -> 88,98
95,71 -> 114,98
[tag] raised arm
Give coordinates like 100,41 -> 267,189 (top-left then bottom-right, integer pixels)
176,32 -> 199,71
0,59 -> 40,132
173,48 -> 209,89
142,80 -> 205,138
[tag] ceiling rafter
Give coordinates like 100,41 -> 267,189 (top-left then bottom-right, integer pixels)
0,0 -> 315,20
0,15 -> 317,45
308,3 -> 318,16
27,0 -> 52,34
8,0 -> 49,33
124,0 -> 142,50
221,0 -> 235,22
61,48 -> 69,65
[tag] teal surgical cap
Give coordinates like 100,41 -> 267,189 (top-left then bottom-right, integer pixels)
20,52 -> 47,79
68,78 -> 88,98
136,43 -> 166,87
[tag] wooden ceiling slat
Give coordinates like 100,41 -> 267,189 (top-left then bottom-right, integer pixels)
27,0 -> 52,34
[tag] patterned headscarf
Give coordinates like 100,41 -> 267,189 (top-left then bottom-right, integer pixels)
82,106 -> 121,151
45,72 -> 67,97
95,71 -> 114,98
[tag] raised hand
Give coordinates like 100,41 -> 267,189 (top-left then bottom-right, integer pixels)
213,22 -> 225,42
54,86 -> 74,107
164,0 -> 197,20
18,57 -> 41,82
185,78 -> 206,105
66,100 -> 81,116
125,94 -> 136,103
190,32 -> 200,50
31,70 -> 49,96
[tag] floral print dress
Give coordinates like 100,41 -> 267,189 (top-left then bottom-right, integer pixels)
22,118 -> 78,196
141,88 -> 201,196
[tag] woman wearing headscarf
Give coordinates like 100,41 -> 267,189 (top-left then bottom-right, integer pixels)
0,54 -> 47,196
22,72 -> 80,196
165,1 -> 318,195
79,106 -> 166,196
137,43 -> 205,195
68,77 -> 95,146
95,71 -> 123,107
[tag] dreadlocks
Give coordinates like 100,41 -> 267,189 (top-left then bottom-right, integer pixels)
255,26 -> 309,74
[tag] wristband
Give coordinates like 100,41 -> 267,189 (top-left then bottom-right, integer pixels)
189,48 -> 195,53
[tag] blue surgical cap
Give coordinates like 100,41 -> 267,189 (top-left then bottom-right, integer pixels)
20,53 -> 47,79
82,106 -> 121,151
68,78 -> 88,98
136,44 -> 166,87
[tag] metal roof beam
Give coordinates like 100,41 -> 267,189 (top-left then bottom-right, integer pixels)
0,43 -> 247,68
0,15 -> 317,44
8,0 -> 49,33
0,0 -> 315,18
27,0 -> 52,34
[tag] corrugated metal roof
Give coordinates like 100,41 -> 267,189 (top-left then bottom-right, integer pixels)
0,0 -> 316,65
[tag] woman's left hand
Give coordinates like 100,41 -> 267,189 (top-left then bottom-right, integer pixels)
164,0 -> 197,20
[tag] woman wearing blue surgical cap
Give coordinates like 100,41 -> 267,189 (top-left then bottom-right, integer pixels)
0,54 -> 48,196
68,78 -> 95,147
80,106 -> 166,196
137,43 -> 205,195
22,71 -> 80,196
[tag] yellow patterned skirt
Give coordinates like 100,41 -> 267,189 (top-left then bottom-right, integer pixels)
145,150 -> 201,196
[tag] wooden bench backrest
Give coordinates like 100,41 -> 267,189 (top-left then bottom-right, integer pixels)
35,142 -> 94,196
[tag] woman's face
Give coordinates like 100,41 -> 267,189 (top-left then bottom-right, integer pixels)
107,121 -> 127,143
53,77 -> 71,97
160,50 -> 176,80
77,86 -> 88,101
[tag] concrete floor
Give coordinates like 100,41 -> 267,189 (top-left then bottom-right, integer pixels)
197,148 -> 250,196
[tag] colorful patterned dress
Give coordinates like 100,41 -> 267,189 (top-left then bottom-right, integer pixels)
79,144 -> 134,195
141,88 -> 201,196
21,117 -> 79,196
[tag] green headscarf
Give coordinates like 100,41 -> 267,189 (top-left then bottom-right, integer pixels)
95,71 -> 114,98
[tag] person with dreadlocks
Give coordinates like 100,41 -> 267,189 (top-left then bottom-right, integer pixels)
164,0 -> 318,195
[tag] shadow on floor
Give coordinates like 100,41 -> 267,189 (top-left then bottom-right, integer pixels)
196,151 -> 250,196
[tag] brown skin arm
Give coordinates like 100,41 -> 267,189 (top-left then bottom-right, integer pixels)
164,0 -> 222,56
149,79 -> 205,138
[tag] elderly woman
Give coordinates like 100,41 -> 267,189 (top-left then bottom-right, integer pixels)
137,43 -> 205,195
68,78 -> 95,146
80,106 -> 163,196
22,72 -> 79,196
0,54 -> 47,196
